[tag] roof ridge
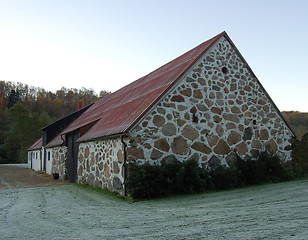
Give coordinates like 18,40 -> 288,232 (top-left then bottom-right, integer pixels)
120,32 -> 226,134
60,32 -> 227,141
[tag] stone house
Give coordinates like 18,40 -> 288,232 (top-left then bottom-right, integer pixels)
28,104 -> 91,178
28,31 -> 294,195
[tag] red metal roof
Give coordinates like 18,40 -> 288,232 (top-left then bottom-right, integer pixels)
45,134 -> 64,148
61,31 -> 226,142
28,138 -> 42,151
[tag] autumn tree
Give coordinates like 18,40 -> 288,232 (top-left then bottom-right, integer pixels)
0,80 -> 109,162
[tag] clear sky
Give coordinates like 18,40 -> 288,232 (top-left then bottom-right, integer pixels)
0,0 -> 307,112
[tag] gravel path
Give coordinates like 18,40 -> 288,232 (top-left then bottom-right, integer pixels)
0,165 -> 67,189
1,174 -> 307,239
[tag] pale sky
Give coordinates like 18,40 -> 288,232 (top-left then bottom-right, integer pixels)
0,0 -> 307,112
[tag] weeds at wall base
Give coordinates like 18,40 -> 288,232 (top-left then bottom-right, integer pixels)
76,183 -> 126,200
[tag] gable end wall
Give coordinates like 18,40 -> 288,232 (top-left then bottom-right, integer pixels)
126,36 -> 293,167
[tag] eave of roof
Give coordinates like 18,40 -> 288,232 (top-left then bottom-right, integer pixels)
28,138 -> 42,151
44,134 -> 64,148
40,103 -> 93,131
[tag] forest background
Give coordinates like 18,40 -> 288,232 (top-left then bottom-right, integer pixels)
0,80 -> 307,164
0,80 -> 110,163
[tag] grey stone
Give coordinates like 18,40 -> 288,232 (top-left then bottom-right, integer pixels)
162,155 -> 178,164
188,153 -> 199,163
208,155 -> 221,168
112,177 -> 123,191
223,113 -> 240,123
162,123 -> 177,136
171,136 -> 188,155
178,105 -> 187,111
87,173 -> 95,186
243,127 -> 253,141
196,104 -> 207,112
182,125 -> 199,141
226,152 -> 239,167
113,162 -> 120,174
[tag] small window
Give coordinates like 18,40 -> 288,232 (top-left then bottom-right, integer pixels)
192,113 -> 198,123
222,67 -> 228,74
48,151 -> 51,161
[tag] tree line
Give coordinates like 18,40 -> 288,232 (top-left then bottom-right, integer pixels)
0,80 -> 110,163
0,80 -> 307,164
281,111 -> 308,139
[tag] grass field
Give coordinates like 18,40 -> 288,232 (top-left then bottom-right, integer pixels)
0,179 -> 307,239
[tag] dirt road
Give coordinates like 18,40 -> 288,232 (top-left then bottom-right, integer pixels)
0,164 -> 67,189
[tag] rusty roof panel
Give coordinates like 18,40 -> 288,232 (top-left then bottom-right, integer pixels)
28,138 -> 42,151
45,134 -> 64,148
62,32 -> 225,142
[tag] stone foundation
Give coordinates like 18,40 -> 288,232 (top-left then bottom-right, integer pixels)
127,36 -> 293,167
77,138 -> 125,195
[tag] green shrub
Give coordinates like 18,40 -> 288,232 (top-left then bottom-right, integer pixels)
126,162 -> 165,198
160,159 -> 182,195
126,159 -> 208,198
176,160 -> 207,193
126,150 -> 294,199
236,151 -> 294,185
209,165 -> 240,190
258,151 -> 283,182
236,157 -> 262,185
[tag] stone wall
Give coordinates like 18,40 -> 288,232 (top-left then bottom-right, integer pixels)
51,146 -> 67,180
127,36 -> 293,167
77,138 -> 125,195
